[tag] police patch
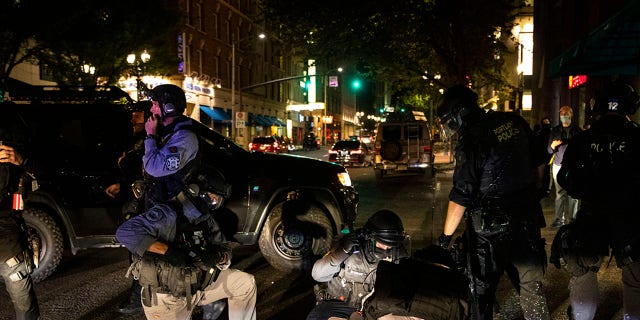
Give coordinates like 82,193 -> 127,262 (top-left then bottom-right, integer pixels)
165,154 -> 181,171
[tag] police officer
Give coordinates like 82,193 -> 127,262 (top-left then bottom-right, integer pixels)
118,84 -> 202,314
142,84 -> 200,208
557,80 -> 640,319
116,174 -> 256,320
307,209 -> 409,320
436,85 -> 550,320
0,122 -> 40,319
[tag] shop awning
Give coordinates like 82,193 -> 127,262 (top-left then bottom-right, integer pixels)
548,1 -> 640,76
249,113 -> 270,126
199,106 -> 231,123
271,117 -> 286,126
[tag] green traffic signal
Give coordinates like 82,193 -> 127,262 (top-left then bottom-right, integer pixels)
352,79 -> 361,90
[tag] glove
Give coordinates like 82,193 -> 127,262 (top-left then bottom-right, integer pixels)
340,232 -> 361,254
164,245 -> 192,267
194,244 -> 232,269
437,233 -> 452,250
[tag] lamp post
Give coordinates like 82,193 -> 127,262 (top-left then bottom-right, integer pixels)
231,33 -> 265,143
323,67 -> 343,146
127,50 -> 151,101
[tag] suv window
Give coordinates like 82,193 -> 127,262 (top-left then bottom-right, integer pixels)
333,140 -> 361,149
252,137 -> 276,144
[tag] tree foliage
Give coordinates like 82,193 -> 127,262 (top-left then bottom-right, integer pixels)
1,0 -> 181,91
262,0 -> 523,106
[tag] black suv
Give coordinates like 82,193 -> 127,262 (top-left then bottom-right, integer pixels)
1,86 -> 358,282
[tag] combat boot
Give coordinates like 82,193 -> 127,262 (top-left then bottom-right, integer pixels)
118,280 -> 143,314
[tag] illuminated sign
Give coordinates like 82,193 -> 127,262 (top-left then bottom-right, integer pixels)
569,75 -> 587,89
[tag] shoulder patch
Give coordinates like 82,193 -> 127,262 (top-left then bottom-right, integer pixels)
165,154 -> 181,171
145,205 -> 168,222
169,146 -> 178,153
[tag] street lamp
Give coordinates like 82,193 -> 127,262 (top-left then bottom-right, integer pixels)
127,50 -> 151,101
323,67 -> 343,146
231,33 -> 266,143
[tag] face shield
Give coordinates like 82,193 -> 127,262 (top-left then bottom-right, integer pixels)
186,183 -> 225,211
438,114 -> 459,139
361,231 -> 411,264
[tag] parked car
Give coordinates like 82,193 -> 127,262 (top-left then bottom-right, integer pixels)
302,132 -> 320,150
373,119 -> 435,179
328,139 -> 373,167
0,85 -> 358,282
249,135 -> 289,154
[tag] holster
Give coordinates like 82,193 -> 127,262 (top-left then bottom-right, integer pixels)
468,206 -> 511,237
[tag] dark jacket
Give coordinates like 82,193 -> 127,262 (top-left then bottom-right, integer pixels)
558,113 -> 640,254
450,110 -> 545,228
547,124 -> 582,165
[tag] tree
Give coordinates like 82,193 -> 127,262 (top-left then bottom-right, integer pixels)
1,0 -> 181,91
262,0 -> 522,105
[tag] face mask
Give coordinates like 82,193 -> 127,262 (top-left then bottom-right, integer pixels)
560,116 -> 571,124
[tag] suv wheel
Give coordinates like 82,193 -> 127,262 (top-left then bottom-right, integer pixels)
258,200 -> 333,272
23,207 -> 64,283
380,140 -> 403,161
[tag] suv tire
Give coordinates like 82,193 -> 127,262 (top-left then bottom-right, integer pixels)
23,207 -> 64,283
380,140 -> 403,161
258,200 -> 333,272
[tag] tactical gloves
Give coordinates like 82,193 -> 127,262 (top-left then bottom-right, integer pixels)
438,233 -> 452,250
193,244 -> 232,270
329,232 -> 362,266
340,231 -> 361,254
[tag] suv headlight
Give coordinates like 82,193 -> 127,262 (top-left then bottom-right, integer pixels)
337,172 -> 352,186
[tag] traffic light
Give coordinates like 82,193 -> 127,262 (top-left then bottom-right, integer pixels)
352,79 -> 361,90
300,75 -> 310,103
379,107 -> 384,114
400,107 -> 406,112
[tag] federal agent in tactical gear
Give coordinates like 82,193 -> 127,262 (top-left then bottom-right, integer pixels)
142,84 -> 200,209
557,80 -> 640,319
307,209 -> 410,320
116,175 -> 256,320
436,85 -> 550,320
0,114 -> 40,319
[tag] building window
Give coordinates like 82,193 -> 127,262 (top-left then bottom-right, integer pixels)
213,56 -> 219,78
185,44 -> 192,75
196,3 -> 203,31
39,64 -> 55,82
212,13 -> 218,39
196,49 -> 203,73
226,20 -> 231,45
185,0 -> 192,26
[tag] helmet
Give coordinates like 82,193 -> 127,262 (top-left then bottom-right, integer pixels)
186,170 -> 230,211
594,81 -> 640,115
361,209 -> 408,263
151,84 -> 187,117
436,85 -> 481,132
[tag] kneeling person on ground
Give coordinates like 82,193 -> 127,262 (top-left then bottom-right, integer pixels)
116,175 -> 256,320
307,209 -> 409,320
